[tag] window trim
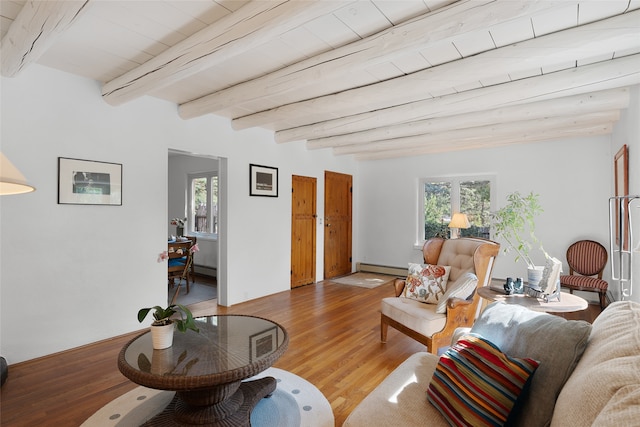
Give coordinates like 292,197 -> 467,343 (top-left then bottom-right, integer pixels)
187,172 -> 218,239
417,174 -> 496,245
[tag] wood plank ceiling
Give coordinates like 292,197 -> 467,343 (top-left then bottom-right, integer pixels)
2,0 -> 639,160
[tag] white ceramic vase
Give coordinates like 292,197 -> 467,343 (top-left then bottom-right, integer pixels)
151,346 -> 174,375
527,266 -> 545,289
150,323 -> 174,350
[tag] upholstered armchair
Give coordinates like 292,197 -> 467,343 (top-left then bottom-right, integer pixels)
381,237 -> 500,354
560,239 -> 608,309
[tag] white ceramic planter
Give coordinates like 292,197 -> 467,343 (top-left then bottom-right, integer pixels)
527,266 -> 545,289
150,323 -> 174,350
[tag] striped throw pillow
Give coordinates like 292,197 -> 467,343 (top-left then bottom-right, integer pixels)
427,334 -> 539,426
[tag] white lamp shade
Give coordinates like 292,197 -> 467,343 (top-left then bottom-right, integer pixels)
0,152 -> 35,195
448,213 -> 470,229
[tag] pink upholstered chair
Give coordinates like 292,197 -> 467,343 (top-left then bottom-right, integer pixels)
560,240 -> 608,309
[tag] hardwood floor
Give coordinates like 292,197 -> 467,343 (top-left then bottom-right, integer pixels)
0,281 -> 601,426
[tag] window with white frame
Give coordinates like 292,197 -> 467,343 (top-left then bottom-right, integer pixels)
420,176 -> 495,241
188,172 -> 218,236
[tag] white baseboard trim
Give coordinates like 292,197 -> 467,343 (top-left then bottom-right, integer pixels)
194,265 -> 217,278
356,262 -> 407,277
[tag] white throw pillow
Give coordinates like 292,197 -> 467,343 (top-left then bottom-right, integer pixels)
435,271 -> 478,314
403,263 -> 451,304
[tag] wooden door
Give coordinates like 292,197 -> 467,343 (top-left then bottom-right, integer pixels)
324,171 -> 352,279
291,175 -> 317,288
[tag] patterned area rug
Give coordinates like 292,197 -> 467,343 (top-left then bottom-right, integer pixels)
81,368 -> 333,427
330,272 -> 397,288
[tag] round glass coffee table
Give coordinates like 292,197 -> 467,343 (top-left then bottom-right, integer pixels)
118,314 -> 288,426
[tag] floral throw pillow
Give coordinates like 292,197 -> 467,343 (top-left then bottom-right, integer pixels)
403,263 -> 451,304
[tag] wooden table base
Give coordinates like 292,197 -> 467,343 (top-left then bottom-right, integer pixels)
142,377 -> 276,426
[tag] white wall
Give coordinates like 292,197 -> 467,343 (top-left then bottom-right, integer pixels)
2,63 -> 636,365
0,65 -> 356,364
356,135 -> 613,289
612,85 -> 640,302
358,81 -> 640,303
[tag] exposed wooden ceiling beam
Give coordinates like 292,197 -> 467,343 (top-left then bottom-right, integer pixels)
333,110 -> 620,156
101,0 -> 352,106
1,0 -> 631,163
306,89 -> 630,149
0,0 -> 92,77
235,11 -> 640,131
275,53 -> 640,143
355,122 -> 614,161
178,0 -> 567,119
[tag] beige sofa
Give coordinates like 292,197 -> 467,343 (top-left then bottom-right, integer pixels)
344,300 -> 640,427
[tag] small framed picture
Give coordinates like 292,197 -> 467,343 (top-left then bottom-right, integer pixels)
249,164 -> 278,197
58,157 -> 122,205
250,327 -> 278,362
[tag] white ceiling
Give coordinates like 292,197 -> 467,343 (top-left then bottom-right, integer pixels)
2,0 -> 639,160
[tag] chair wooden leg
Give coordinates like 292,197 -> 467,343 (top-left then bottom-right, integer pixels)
599,291 -> 607,310
380,316 -> 388,343
427,337 -> 440,355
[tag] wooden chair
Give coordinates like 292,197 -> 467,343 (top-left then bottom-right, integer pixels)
182,235 -> 197,279
560,239 -> 608,309
168,241 -> 194,304
381,237 -> 500,354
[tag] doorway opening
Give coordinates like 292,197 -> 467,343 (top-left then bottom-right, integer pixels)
168,150 -> 227,306
324,171 -> 353,280
291,175 -> 317,288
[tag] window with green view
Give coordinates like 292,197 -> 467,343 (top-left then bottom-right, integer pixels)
421,176 -> 493,241
188,173 -> 218,236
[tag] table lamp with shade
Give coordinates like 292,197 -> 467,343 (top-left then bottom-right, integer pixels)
448,212 -> 470,239
0,152 -> 35,195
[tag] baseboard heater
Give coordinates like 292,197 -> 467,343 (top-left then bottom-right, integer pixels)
356,262 -> 407,277
194,265 -> 217,278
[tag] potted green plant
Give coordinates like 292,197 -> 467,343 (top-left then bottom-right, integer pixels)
490,191 -> 549,286
138,304 -> 199,349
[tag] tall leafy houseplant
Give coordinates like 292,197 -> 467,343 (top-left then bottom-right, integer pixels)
490,191 -> 548,269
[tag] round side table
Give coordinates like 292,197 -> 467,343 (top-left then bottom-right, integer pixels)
477,286 -> 589,313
